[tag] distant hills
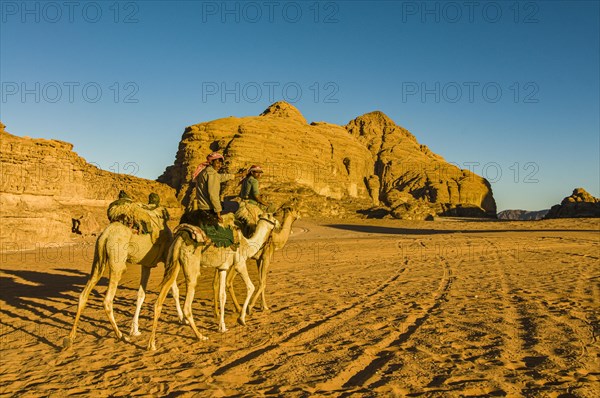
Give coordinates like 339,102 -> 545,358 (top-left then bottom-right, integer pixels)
497,209 -> 549,221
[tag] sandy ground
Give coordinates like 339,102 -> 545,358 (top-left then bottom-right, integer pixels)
0,217 -> 599,397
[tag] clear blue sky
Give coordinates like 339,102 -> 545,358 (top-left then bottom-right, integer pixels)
1,0 -> 598,211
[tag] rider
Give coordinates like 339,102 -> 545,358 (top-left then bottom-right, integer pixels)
194,152 -> 241,248
238,165 -> 270,233
106,190 -> 148,234
144,192 -> 170,242
146,192 -> 170,221
240,165 -> 269,208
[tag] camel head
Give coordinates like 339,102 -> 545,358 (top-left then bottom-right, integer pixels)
257,213 -> 280,230
286,205 -> 301,221
277,198 -> 301,222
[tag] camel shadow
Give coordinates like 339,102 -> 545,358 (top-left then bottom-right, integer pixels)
0,267 -> 143,349
0,268 -> 108,303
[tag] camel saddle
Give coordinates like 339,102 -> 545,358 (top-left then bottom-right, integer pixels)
174,223 -> 210,244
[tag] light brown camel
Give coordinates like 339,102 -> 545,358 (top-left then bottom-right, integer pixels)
147,213 -> 279,351
214,205 -> 300,316
63,204 -> 181,348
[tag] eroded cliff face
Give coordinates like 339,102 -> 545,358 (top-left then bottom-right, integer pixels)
346,111 -> 496,219
158,102 -> 376,216
160,102 -> 496,219
0,122 -> 179,250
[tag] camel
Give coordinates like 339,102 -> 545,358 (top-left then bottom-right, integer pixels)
214,204 -> 300,316
147,213 -> 279,351
63,204 -> 182,348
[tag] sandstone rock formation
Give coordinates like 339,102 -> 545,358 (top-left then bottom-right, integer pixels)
159,102 -> 496,219
497,209 -> 549,221
158,102 -> 376,217
544,188 -> 600,219
346,111 -> 496,219
0,123 -> 179,250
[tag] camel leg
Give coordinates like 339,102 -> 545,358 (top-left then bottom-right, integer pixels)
182,266 -> 208,341
171,282 -> 185,324
248,258 -> 262,315
213,270 -> 220,319
130,266 -> 151,337
226,267 -> 242,314
148,279 -> 172,350
248,257 -> 263,313
218,269 -> 228,333
63,264 -> 103,348
249,250 -> 273,313
148,253 -> 181,351
235,260 -> 255,326
259,255 -> 272,311
104,263 -> 129,342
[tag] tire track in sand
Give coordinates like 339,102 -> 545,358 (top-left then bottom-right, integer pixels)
211,260 -> 410,378
314,257 -> 454,393
490,236 -> 593,395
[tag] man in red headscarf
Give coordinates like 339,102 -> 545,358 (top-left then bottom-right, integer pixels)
195,152 -> 233,223
193,152 -> 240,247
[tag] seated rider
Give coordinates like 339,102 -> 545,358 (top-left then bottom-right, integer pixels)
107,189 -> 133,226
238,165 -> 269,233
240,165 -> 269,208
145,192 -> 170,221
143,192 -> 170,242
194,152 -> 242,248
106,190 -> 151,234
107,190 -> 132,219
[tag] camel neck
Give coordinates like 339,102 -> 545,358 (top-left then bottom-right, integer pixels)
274,212 -> 296,245
242,220 -> 272,257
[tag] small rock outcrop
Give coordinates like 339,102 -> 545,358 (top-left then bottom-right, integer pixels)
544,188 -> 600,219
0,123 -> 179,250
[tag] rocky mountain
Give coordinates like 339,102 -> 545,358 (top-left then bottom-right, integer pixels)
0,122 -> 179,250
544,188 -> 600,219
345,111 -> 496,219
159,102 -> 496,220
497,209 -> 549,221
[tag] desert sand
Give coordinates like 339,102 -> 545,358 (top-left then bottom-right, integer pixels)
1,217 -> 598,397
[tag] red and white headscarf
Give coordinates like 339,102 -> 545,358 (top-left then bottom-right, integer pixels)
192,152 -> 225,180
249,165 -> 264,173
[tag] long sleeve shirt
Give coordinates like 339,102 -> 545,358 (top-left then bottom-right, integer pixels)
240,175 -> 260,203
195,166 -> 234,213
